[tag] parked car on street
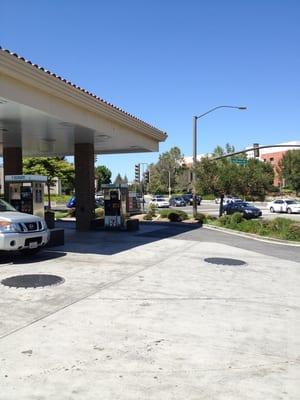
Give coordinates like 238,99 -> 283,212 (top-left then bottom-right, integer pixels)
268,199 -> 300,214
215,196 -> 242,204
66,196 -> 104,208
0,199 -> 49,254
182,194 -> 202,205
151,195 -> 164,200
169,196 -> 187,207
149,197 -> 170,208
224,201 -> 262,219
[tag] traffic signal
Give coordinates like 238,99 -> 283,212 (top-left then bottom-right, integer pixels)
143,170 -> 150,184
253,143 -> 260,157
134,164 -> 140,182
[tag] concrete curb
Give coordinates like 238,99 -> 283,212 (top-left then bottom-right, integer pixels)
204,224 -> 300,247
139,220 -> 201,228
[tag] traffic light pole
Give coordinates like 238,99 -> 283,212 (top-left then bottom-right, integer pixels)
212,144 -> 300,161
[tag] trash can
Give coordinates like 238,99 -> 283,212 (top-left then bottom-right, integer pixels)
45,210 -> 55,229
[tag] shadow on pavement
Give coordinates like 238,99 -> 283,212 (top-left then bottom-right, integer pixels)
0,249 -> 67,265
50,220 -> 202,256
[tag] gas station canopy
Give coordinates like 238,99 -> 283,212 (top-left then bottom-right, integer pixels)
0,47 -> 167,157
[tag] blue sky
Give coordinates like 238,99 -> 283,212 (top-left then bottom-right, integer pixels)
1,0 -> 299,180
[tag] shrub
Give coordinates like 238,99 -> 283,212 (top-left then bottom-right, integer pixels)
148,203 -> 156,217
284,223 -> 300,241
160,209 -> 189,221
267,218 -> 292,235
168,212 -> 182,222
230,212 -> 244,224
54,211 -> 70,220
239,219 -> 263,233
95,207 -> 104,218
216,212 -> 300,242
195,213 -> 206,223
176,210 -> 189,220
202,194 -> 215,200
159,209 -> 170,218
218,215 -> 231,226
206,214 -> 217,221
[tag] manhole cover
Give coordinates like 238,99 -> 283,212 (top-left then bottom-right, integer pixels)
1,274 -> 64,288
204,257 -> 246,266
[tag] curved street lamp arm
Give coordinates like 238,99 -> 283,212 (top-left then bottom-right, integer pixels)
195,105 -> 246,120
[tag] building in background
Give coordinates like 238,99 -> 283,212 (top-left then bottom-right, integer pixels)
247,141 -> 300,187
182,154 -> 207,168
183,141 -> 300,190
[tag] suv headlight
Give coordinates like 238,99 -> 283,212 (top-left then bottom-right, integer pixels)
0,221 -> 21,233
40,220 -> 47,230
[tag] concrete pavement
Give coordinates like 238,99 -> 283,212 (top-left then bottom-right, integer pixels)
0,221 -> 299,399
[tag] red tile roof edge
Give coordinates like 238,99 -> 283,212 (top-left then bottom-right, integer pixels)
0,47 -> 166,137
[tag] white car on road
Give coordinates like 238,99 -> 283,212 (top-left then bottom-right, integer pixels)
0,199 -> 49,254
149,197 -> 170,208
215,196 -> 242,205
268,199 -> 300,214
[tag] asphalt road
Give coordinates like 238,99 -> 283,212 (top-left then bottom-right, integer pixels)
168,201 -> 300,222
172,224 -> 300,263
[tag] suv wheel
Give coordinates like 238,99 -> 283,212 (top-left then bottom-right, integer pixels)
287,208 -> 292,214
270,207 -> 275,213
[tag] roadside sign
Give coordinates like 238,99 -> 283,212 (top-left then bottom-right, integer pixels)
231,158 -> 247,165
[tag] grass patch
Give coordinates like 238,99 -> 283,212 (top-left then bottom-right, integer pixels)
50,194 -> 71,203
159,209 -> 189,221
55,211 -> 71,220
207,213 -> 300,241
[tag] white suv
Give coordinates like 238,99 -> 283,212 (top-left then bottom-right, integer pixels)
268,199 -> 300,214
0,199 -> 49,254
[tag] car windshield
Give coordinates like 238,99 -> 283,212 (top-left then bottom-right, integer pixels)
0,199 -> 17,212
286,200 -> 297,204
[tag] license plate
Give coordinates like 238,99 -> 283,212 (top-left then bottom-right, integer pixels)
29,242 -> 38,249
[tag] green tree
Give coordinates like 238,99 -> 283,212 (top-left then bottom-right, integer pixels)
195,156 -> 273,200
194,157 -> 221,195
113,173 -> 128,185
211,145 -> 225,157
23,157 -> 75,208
95,165 -> 112,191
148,147 -> 185,194
235,158 -> 274,200
113,173 -> 123,185
279,150 -> 300,194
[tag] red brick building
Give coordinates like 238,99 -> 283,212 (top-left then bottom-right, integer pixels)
254,141 -> 300,187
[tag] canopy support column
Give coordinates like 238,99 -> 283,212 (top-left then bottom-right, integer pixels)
74,143 -> 95,231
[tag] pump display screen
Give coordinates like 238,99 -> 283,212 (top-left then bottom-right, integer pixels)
104,190 -> 121,216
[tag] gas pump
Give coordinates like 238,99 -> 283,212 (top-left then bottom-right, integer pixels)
102,184 -> 129,229
5,175 -> 47,218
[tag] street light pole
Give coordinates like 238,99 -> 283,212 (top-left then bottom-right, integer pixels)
168,170 -> 171,198
192,105 -> 247,218
192,116 -> 198,218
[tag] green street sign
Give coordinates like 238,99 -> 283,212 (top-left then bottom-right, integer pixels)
231,158 -> 247,165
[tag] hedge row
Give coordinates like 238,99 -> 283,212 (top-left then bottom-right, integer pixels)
215,212 -> 300,241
